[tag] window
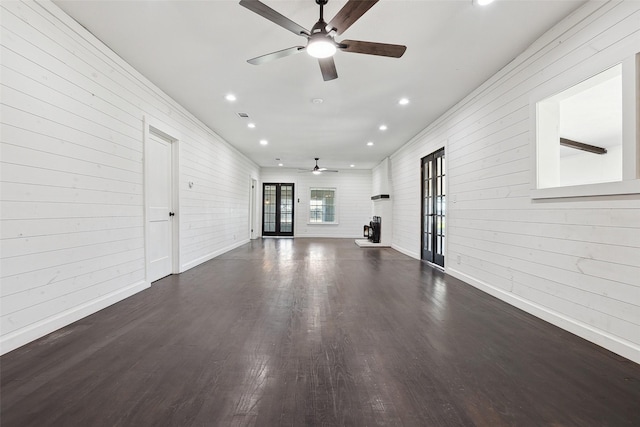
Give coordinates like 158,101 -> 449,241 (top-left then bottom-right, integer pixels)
309,188 -> 336,224
531,53 -> 639,198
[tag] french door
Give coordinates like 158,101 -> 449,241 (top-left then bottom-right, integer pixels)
262,183 -> 294,237
421,148 -> 445,267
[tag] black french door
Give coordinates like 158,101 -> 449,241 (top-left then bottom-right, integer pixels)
262,183 -> 294,237
421,148 -> 445,267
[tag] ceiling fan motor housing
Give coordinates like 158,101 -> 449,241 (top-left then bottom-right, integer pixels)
311,20 -> 329,35
307,20 -> 336,58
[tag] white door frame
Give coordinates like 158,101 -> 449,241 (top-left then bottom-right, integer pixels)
250,178 -> 257,239
143,116 -> 181,282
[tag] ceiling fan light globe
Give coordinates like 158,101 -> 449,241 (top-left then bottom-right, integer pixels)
312,170 -> 322,175
307,35 -> 336,58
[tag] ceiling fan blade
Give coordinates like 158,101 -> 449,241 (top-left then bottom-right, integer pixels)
327,0 -> 379,36
247,46 -> 305,65
339,40 -> 406,58
318,57 -> 338,81
239,0 -> 309,37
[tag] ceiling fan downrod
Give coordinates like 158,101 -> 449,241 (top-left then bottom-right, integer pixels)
316,0 -> 328,21
311,0 -> 330,36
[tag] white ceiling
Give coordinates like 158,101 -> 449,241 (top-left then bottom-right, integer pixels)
559,66 -> 622,156
54,0 -> 585,170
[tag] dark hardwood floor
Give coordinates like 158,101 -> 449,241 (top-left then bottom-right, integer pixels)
2,238 -> 639,426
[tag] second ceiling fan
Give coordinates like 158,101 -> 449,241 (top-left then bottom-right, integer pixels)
239,0 -> 407,81
299,158 -> 338,174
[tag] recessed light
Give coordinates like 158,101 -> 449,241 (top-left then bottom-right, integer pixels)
475,0 -> 494,5
260,139 -> 268,145
367,142 -> 374,146
398,98 -> 409,105
379,125 -> 388,131
312,98 -> 324,104
225,94 -> 237,102
350,164 -> 355,167
278,163 -> 283,167
248,123 -> 256,128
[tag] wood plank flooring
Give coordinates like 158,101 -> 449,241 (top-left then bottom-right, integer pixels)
2,238 -> 639,426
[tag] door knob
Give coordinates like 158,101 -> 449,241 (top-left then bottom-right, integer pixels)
169,212 -> 175,217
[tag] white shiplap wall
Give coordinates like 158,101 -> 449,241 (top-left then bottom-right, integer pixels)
390,1 -> 640,363
260,168 -> 372,238
371,158 -> 390,196
0,0 -> 259,354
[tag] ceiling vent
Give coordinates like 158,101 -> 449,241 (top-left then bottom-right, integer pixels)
236,112 -> 249,118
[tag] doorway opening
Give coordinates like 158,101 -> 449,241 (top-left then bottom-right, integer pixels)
262,183 -> 294,237
421,148 -> 445,268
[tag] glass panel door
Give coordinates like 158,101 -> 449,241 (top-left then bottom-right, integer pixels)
421,148 -> 445,267
263,184 -> 277,233
280,184 -> 293,234
262,183 -> 294,237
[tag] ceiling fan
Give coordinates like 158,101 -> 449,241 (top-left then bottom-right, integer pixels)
239,0 -> 407,81
299,158 -> 339,174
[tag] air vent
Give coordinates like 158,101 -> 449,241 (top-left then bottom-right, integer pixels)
236,112 -> 249,118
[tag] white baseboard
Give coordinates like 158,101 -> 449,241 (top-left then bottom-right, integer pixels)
181,239 -> 250,272
0,280 -> 149,356
447,268 -> 640,364
391,243 -> 420,260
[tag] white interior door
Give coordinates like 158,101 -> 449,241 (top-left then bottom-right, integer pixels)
147,132 -> 173,282
250,179 -> 257,239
